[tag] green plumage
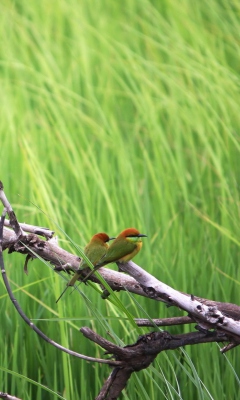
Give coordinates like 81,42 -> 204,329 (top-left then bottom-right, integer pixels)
69,240 -> 108,286
56,229 -> 146,302
56,232 -> 111,302
96,237 -> 140,266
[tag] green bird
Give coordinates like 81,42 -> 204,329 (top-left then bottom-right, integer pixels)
82,227 -> 147,282
56,232 -> 114,302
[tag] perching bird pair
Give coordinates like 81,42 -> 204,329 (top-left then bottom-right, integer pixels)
56,228 -> 147,302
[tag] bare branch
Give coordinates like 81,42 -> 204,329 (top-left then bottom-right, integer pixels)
118,261 -> 240,341
81,327 -> 231,399
3,226 -> 239,327
2,218 -> 240,346
0,181 -> 24,239
135,315 -> 194,327
4,218 -> 54,238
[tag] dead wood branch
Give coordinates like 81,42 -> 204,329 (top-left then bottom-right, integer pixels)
135,315 -> 194,327
1,180 -> 240,344
4,218 -> 54,238
2,224 -> 240,327
81,327 -> 230,399
117,261 -> 240,343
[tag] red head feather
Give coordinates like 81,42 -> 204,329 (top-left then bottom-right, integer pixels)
119,228 -> 147,238
92,233 -> 112,243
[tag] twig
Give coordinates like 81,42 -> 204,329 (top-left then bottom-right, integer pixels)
4,219 -> 54,239
135,315 -> 194,327
0,182 -> 24,239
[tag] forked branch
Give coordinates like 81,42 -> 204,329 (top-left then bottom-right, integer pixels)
81,327 -> 230,399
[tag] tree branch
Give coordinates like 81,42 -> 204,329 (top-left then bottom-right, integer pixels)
4,218 -> 54,239
1,181 -> 240,343
117,261 -> 240,343
2,224 -> 240,326
81,326 -> 230,399
135,315 -> 194,327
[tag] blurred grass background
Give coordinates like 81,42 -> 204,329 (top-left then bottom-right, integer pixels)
1,0 -> 240,398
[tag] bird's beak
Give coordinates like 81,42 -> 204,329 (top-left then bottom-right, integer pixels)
109,237 -> 116,241
138,234 -> 147,237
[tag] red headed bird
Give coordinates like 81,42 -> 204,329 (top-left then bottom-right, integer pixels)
56,232 -> 114,302
82,228 -> 147,281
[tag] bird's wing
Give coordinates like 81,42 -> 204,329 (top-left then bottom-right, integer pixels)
98,240 -> 136,266
79,244 -> 107,269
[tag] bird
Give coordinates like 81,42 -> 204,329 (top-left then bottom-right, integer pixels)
56,232 -> 114,302
81,228 -> 147,282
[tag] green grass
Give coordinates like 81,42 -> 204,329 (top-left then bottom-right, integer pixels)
1,0 -> 240,398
